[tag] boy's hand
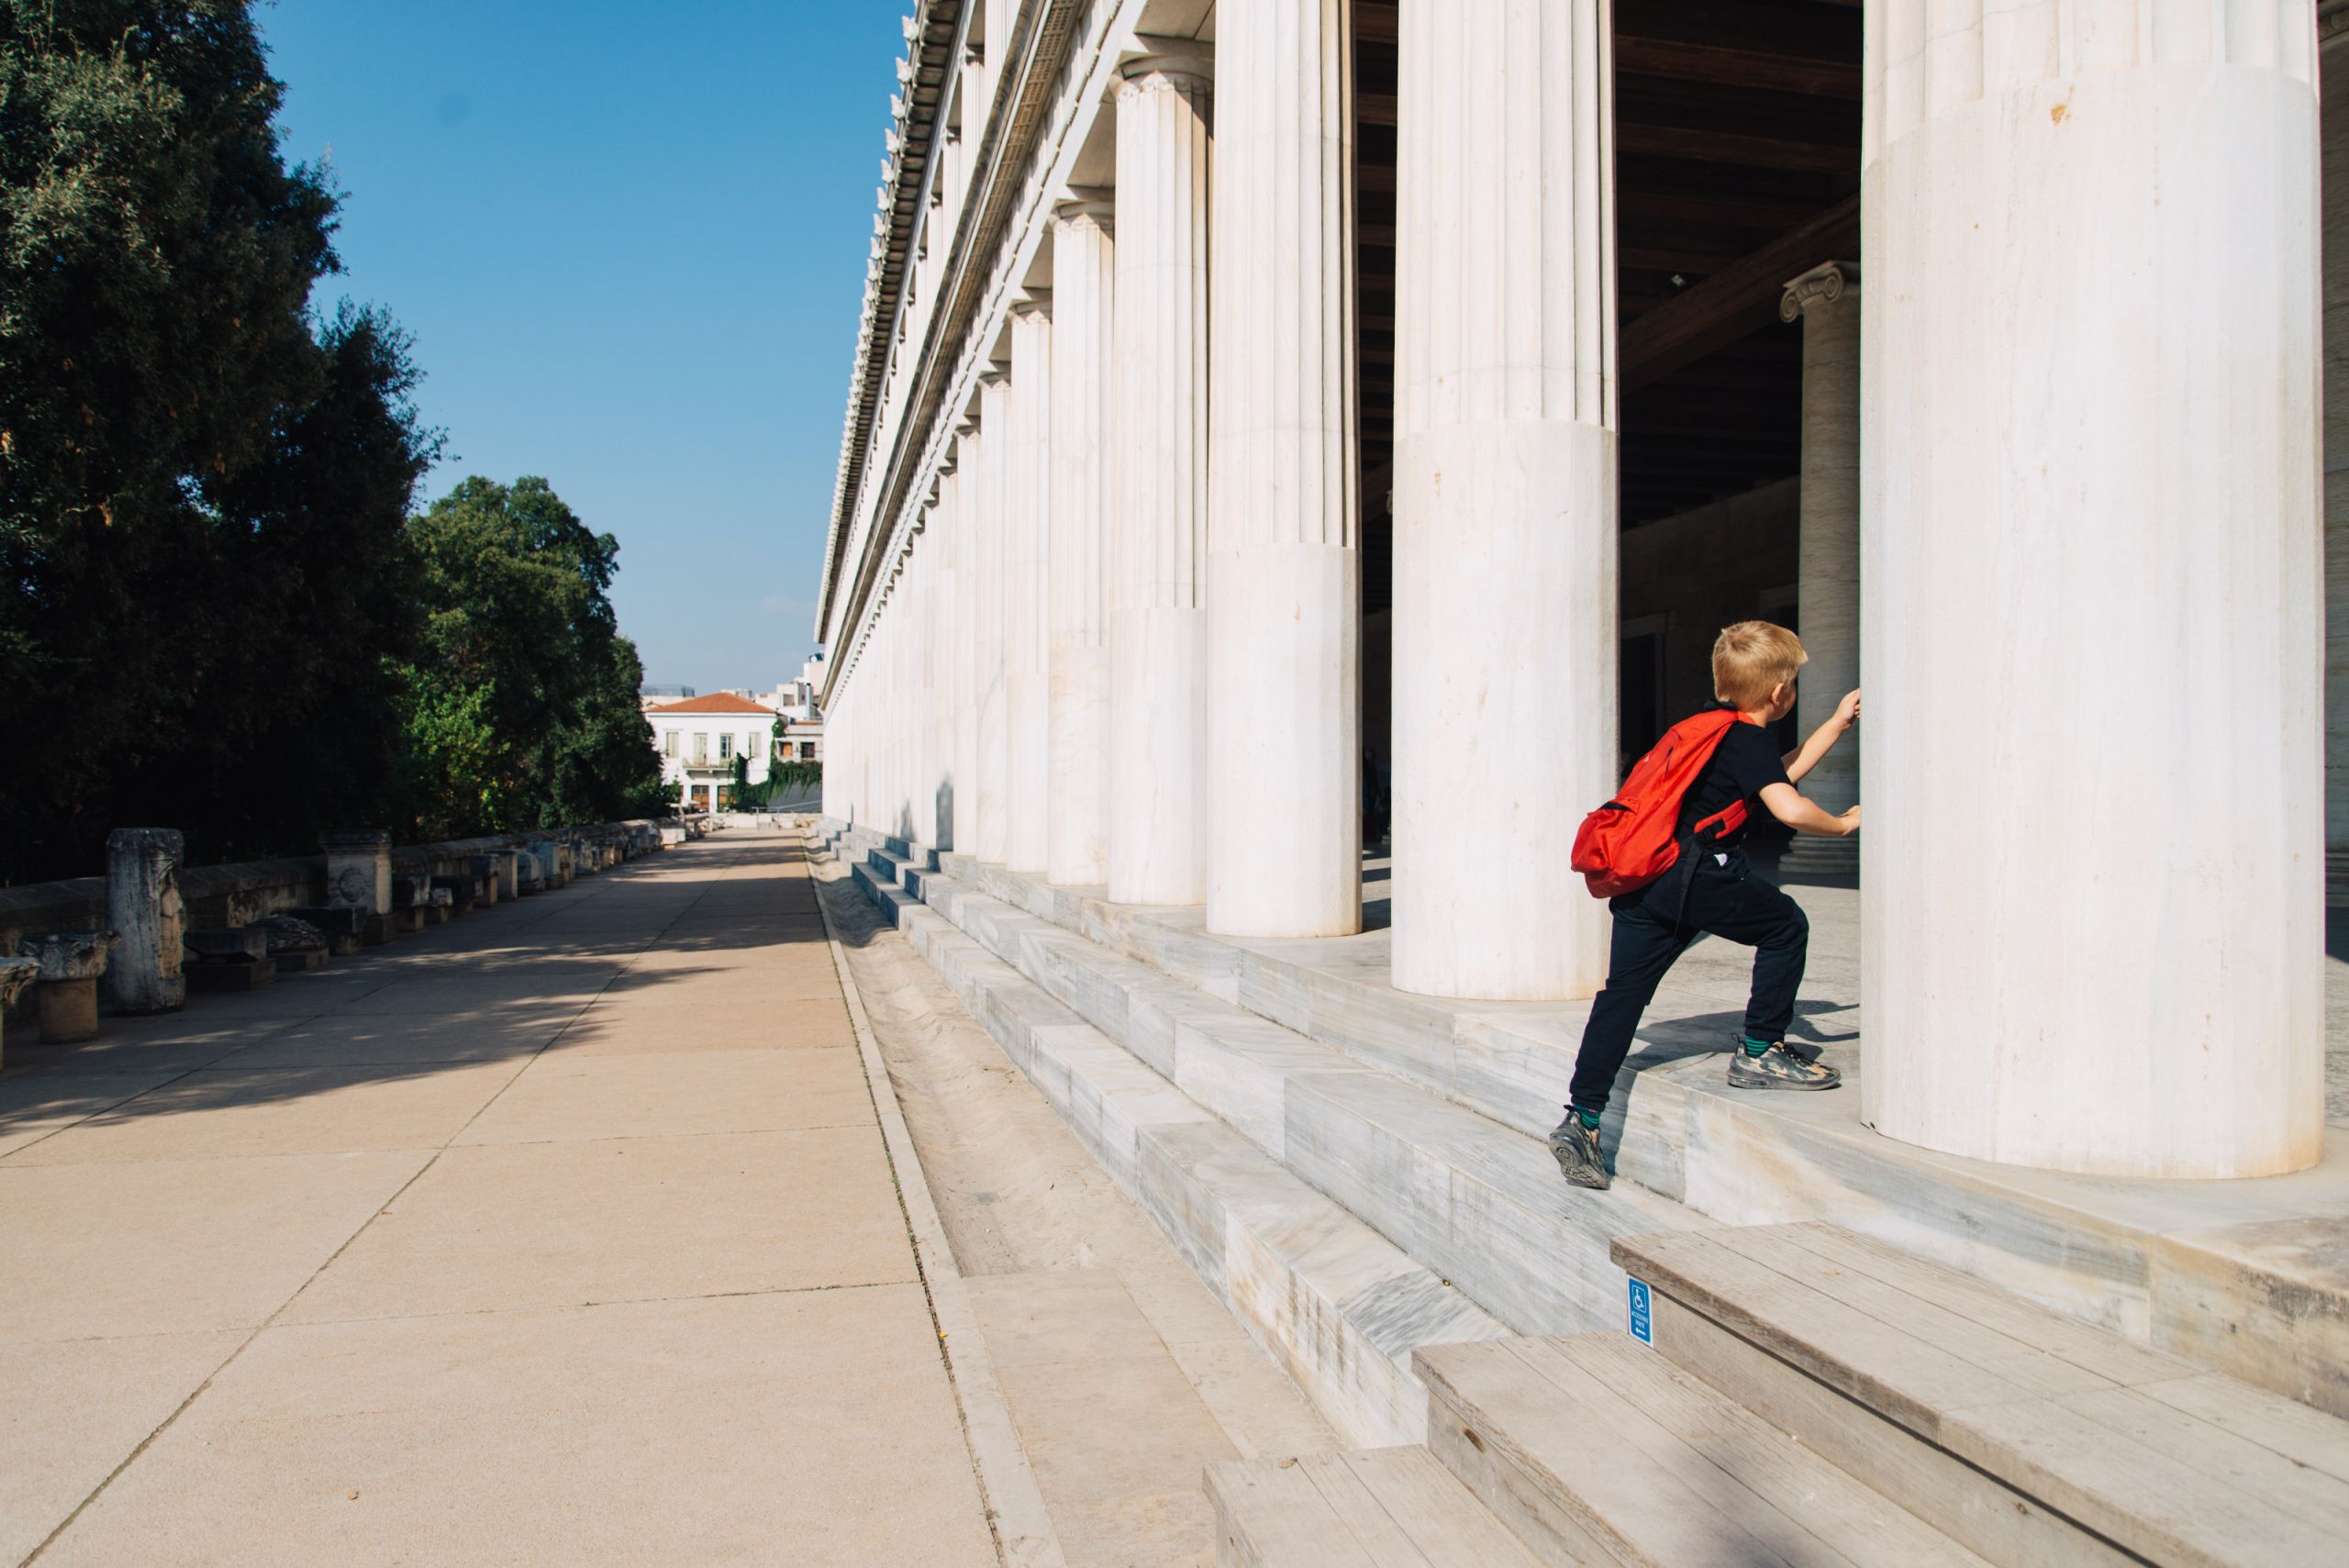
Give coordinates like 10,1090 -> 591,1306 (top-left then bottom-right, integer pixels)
1833,689 -> 1862,731
1839,804 -> 1861,837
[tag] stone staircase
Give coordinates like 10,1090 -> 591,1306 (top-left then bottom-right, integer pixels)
823,821 -> 1719,1439
817,820 -> 2349,1564
822,820 -> 2349,1422
1210,1222 -> 2349,1567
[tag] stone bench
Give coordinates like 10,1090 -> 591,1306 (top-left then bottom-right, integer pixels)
429,874 -> 481,917
391,877 -> 453,926
284,906 -> 367,955
184,926 -> 276,993
1613,1222 -> 2349,1568
17,930 -> 118,1043
250,915 -> 330,974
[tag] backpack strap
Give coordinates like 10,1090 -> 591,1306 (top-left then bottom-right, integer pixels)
1668,801 -> 1751,930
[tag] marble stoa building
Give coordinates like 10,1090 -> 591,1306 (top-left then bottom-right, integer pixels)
812,1 -> 2336,1183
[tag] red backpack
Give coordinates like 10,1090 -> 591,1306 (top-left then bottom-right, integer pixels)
1570,710 -> 1753,898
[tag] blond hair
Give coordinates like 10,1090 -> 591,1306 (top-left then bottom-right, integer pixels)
1712,621 -> 1808,709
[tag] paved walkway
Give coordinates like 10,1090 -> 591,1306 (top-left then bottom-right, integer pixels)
0,834 -> 997,1567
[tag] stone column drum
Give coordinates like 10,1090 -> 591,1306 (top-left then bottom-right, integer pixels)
950,425 -> 983,854
2324,24 -> 2349,905
1777,261 -> 1862,879
1108,53 -> 1213,907
974,373 -> 1014,863
102,826 -> 186,1014
1048,199 -> 1115,887
937,462 -> 964,852
1005,299 -> 1054,875
1207,0 -> 1361,940
926,479 -> 955,849
0,956 -> 37,1067
1390,0 -> 1618,999
1862,1 -> 2323,1176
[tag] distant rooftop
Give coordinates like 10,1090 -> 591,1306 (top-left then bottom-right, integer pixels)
647,693 -> 779,717
640,684 -> 696,698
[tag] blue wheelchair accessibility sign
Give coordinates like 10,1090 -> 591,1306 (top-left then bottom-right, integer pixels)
1627,1277 -> 1653,1345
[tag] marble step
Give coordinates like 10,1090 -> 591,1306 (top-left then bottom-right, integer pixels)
826,831 -> 1509,1449
1419,1332 -> 1989,1568
1613,1222 -> 2349,1568
852,829 -> 2349,1427
851,837 -> 1706,1342
1206,1446 -> 1553,1568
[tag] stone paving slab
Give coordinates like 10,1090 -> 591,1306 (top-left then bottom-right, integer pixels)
0,835 -> 1000,1565
0,1329 -> 245,1567
971,1270 -> 1237,1568
277,1122 -> 916,1324
551,995 -> 854,1053
226,1006 -> 584,1068
0,1150 -> 432,1339
5,1062 -> 527,1166
0,1071 -> 182,1158
451,1043 -> 873,1143
35,1288 -> 996,1568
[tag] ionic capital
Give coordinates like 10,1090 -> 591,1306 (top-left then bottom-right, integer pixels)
1009,293 -> 1052,324
1053,190 -> 1116,231
1780,261 -> 1857,323
1118,45 -> 1213,98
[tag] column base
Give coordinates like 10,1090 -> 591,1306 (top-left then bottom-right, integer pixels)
1778,836 -> 1861,879
1108,606 -> 1207,906
1205,540 -> 1361,940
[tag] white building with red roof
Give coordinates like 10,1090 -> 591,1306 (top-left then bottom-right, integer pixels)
645,692 -> 781,812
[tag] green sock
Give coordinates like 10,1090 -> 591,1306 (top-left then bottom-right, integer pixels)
1575,1106 -> 1602,1131
1742,1037 -> 1774,1059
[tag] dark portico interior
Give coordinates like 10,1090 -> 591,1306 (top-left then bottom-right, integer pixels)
1353,0 -> 1862,826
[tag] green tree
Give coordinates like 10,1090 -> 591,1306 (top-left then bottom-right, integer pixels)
395,476 -> 662,837
0,3 -> 434,879
540,633 -> 669,826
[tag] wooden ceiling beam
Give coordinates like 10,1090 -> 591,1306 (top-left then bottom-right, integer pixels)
1616,121 -> 1854,174
1620,194 -> 1859,388
1614,38 -> 1861,99
1615,0 -> 1860,61
1620,186 -> 1831,231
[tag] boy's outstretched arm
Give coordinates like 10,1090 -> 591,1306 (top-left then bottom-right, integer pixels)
1783,688 -> 1861,784
1760,783 -> 1860,838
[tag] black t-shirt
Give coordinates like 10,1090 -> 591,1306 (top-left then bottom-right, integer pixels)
1675,714 -> 1790,848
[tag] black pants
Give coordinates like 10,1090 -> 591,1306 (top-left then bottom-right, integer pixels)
1566,848 -> 1809,1113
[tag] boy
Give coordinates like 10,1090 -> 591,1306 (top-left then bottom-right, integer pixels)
1550,621 -> 1860,1191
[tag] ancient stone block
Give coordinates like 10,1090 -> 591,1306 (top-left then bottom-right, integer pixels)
320,828 -> 393,915
104,827 -> 185,1015
284,906 -> 365,957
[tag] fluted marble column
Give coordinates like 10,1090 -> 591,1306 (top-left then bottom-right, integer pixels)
1108,55 -> 1213,906
1863,1 -> 2322,1177
2325,26 -> 2349,904
1778,261 -> 1862,878
920,462 -> 949,845
1006,303 -> 1054,873
951,420 -> 982,853
1390,0 -> 1615,998
1207,0 -> 1360,939
916,498 -> 944,845
974,373 -> 1013,862
1049,203 -> 1115,886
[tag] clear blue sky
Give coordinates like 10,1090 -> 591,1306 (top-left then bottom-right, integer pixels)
260,1 -> 905,691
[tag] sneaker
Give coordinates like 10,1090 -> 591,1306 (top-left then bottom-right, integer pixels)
1548,1117 -> 1611,1190
1727,1042 -> 1842,1092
